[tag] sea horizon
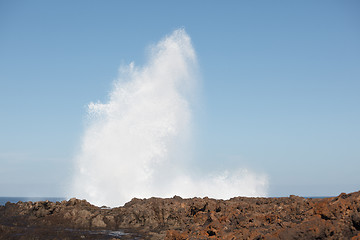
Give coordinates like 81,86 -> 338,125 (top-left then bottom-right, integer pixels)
0,197 -> 66,206
0,195 -> 335,206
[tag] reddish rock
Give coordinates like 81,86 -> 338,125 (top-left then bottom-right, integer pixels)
1,191 -> 360,239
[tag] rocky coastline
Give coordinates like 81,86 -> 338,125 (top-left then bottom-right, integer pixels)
1,191 -> 360,239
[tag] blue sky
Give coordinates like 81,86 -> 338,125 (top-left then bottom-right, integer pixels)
0,0 -> 359,197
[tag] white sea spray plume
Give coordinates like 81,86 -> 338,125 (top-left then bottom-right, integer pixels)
71,29 -> 268,207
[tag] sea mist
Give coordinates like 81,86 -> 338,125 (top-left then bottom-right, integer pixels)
71,29 -> 268,207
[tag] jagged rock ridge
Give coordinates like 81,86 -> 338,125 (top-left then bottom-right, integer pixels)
1,191 -> 360,239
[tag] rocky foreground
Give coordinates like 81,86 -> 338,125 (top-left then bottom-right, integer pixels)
1,191 -> 360,239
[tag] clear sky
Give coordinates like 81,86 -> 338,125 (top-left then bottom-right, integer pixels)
0,0 -> 359,198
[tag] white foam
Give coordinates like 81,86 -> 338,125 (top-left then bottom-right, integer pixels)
71,29 -> 268,207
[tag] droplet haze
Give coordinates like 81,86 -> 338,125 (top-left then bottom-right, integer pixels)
71,29 -> 268,207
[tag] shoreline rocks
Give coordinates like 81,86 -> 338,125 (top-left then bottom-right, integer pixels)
1,191 -> 360,239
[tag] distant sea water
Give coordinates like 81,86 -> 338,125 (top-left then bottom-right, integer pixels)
0,197 -> 66,206
0,196 -> 334,206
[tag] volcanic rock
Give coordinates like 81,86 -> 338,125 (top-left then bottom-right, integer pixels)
1,191 -> 360,239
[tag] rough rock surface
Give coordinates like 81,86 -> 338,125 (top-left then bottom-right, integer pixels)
1,191 -> 360,239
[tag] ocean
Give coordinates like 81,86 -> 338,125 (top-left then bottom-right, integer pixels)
0,196 -> 333,206
0,197 -> 66,206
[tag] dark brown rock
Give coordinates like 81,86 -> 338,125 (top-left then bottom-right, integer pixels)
1,191 -> 360,239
